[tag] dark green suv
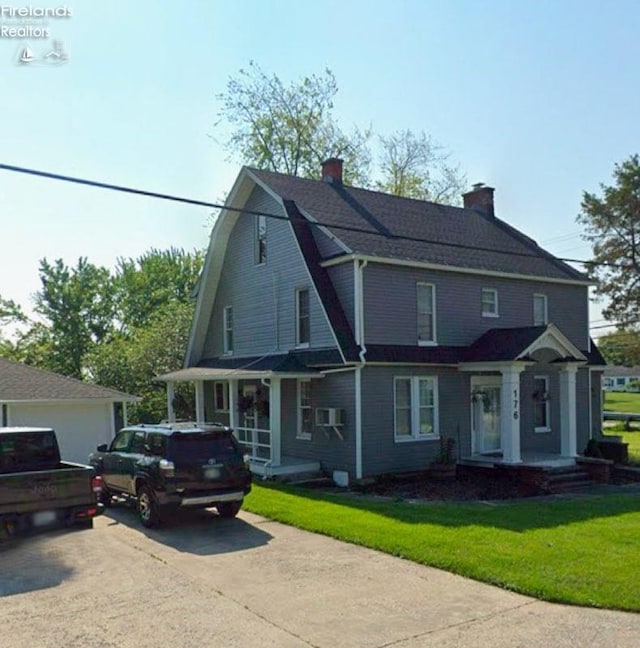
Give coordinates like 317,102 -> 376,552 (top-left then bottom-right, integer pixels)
89,422 -> 252,528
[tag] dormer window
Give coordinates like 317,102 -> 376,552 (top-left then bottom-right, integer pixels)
254,215 -> 267,265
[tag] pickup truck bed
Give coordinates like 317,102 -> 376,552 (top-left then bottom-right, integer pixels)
0,427 -> 103,536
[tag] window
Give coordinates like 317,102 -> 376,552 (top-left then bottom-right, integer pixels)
533,293 -> 548,325
214,382 -> 229,412
255,215 -> 267,264
534,376 -> 550,432
296,288 -> 310,346
130,431 -> 147,454
394,377 -> 438,441
111,430 -> 133,452
481,288 -> 499,317
297,379 -> 313,439
223,306 -> 233,354
417,283 -> 436,345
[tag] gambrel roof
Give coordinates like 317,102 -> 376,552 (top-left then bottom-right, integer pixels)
250,168 -> 589,283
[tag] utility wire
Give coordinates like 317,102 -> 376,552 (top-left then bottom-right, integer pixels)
0,161 -> 624,270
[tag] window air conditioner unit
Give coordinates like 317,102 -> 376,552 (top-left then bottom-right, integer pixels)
315,408 -> 344,427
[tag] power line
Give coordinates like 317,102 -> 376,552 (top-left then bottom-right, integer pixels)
0,161 -> 623,270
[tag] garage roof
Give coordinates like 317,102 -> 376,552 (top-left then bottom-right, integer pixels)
0,358 -> 139,402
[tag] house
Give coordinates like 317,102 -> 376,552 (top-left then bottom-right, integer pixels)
0,357 -> 138,463
156,159 -> 606,482
603,366 -> 640,391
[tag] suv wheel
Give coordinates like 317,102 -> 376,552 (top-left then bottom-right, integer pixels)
216,500 -> 242,518
137,486 -> 160,528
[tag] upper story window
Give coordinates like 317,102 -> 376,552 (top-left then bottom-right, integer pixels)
417,282 -> 436,345
296,288 -> 310,347
254,215 -> 267,265
394,376 -> 439,441
223,305 -> 233,354
481,288 -> 499,317
533,293 -> 548,326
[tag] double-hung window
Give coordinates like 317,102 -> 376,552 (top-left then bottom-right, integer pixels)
533,293 -> 548,325
417,283 -> 436,345
296,288 -> 310,347
214,382 -> 229,412
254,215 -> 267,264
394,376 -> 438,441
482,288 -> 499,317
223,305 -> 233,354
297,379 -> 313,439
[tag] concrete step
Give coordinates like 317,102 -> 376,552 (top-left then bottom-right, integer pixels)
546,467 -> 594,493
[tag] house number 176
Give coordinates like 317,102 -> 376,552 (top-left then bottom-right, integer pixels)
513,388 -> 519,420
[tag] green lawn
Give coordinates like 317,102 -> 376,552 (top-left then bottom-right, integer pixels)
603,423 -> 640,464
603,391 -> 640,413
245,483 -> 640,612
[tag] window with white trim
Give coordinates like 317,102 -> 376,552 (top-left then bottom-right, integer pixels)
297,379 -> 313,439
296,288 -> 310,347
394,376 -> 438,441
481,288 -> 499,317
533,376 -> 550,432
223,305 -> 233,354
533,293 -> 548,325
254,215 -> 267,264
417,283 -> 436,345
214,382 -> 229,412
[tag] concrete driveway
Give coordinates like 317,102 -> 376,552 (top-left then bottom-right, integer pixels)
0,503 -> 639,647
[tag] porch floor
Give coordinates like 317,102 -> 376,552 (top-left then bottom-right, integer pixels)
460,452 -> 576,469
249,455 -> 321,478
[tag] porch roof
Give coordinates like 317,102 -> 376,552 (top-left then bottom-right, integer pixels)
155,352 -> 324,383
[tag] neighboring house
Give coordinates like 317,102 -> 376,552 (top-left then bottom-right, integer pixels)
603,366 -> 640,391
157,159 -> 606,482
0,357 -> 139,463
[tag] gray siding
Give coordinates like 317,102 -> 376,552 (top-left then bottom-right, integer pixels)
363,263 -> 590,350
576,368 -> 591,453
202,185 -> 337,358
280,373 -> 356,475
590,370 -> 603,439
327,262 -> 355,334
360,366 -> 469,476
312,226 -> 346,258
520,367 -> 560,454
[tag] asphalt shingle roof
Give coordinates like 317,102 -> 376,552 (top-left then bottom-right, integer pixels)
0,357 -> 138,402
250,168 -> 588,282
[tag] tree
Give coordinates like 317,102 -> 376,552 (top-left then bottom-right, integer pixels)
31,258 -> 115,378
216,62 -> 371,185
596,330 -> 640,367
86,301 -> 196,423
216,64 -> 466,205
578,154 -> 640,325
114,247 -> 204,332
376,130 -> 467,205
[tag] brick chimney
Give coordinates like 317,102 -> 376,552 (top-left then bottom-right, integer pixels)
463,183 -> 495,217
321,158 -> 343,184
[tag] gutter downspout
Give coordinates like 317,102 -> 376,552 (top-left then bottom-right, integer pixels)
354,258 -> 368,480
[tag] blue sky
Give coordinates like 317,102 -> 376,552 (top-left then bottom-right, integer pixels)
1,0 -> 639,335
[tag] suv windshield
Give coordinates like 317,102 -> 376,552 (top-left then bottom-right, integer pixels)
167,432 -> 240,463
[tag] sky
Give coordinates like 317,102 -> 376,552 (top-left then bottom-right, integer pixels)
1,0 -> 639,338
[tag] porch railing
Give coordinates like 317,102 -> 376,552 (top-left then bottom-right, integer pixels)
234,426 -> 271,463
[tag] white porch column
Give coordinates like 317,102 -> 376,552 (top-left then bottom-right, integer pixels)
228,379 -> 238,431
270,377 -> 282,467
122,402 -> 129,428
500,366 -> 524,463
560,365 -> 578,456
166,382 -> 176,423
195,380 -> 205,423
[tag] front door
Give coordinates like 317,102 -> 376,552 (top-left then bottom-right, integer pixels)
471,378 -> 501,454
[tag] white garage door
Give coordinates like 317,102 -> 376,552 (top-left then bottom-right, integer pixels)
9,402 -> 115,464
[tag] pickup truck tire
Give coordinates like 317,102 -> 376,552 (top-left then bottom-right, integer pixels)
74,519 -> 94,530
137,486 -> 160,528
216,500 -> 242,518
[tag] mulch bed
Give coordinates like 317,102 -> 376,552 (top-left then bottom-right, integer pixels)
355,470 -> 522,502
